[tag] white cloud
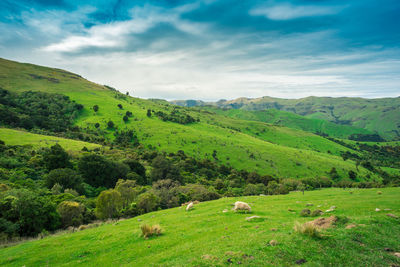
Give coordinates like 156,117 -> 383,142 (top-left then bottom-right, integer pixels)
41,4 -> 208,53
250,3 -> 344,20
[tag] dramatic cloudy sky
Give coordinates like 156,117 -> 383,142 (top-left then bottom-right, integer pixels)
1,0 -> 399,100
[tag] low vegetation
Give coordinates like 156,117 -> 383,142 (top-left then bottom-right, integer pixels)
0,188 -> 399,266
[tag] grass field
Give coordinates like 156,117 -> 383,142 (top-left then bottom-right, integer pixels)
199,106 -> 373,139
174,96 -> 400,141
0,58 -> 379,180
0,188 -> 399,266
0,128 -> 101,152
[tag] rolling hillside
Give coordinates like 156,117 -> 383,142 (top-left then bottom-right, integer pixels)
0,58 -> 378,180
0,128 -> 101,151
0,188 -> 399,266
197,107 -> 373,139
171,95 -> 400,141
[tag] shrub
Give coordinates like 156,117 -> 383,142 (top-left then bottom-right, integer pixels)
243,183 -> 266,196
57,201 -> 85,228
179,184 -> 220,202
117,104 -> 123,109
95,189 -> 123,219
93,105 -> 99,112
78,154 -> 129,188
115,179 -> 140,208
0,189 -> 60,236
0,183 -> 9,192
294,221 -> 320,238
333,215 -> 350,226
311,209 -> 323,217
140,224 -> 162,238
45,168 -> 83,192
137,192 -> 160,213
107,120 -> 114,129
42,144 -> 71,170
300,209 -> 311,217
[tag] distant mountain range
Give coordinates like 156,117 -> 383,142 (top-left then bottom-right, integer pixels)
170,96 -> 400,141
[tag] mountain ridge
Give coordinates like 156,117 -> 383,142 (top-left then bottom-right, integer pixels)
170,95 -> 400,140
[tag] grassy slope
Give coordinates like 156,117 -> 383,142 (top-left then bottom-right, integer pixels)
199,107 -> 372,139
1,188 -> 399,266
0,58 -> 378,179
0,128 -> 101,152
174,96 -> 400,140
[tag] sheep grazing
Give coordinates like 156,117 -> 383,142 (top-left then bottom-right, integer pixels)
234,201 -> 251,212
186,202 -> 194,211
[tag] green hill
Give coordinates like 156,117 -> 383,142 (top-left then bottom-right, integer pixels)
0,58 -> 376,180
0,188 -> 399,266
171,95 -> 400,141
198,107 -> 372,139
0,128 -> 101,151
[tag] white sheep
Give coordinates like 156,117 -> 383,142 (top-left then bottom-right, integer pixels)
186,202 -> 193,211
234,201 -> 251,212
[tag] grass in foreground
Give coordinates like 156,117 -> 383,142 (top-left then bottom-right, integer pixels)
0,188 -> 399,266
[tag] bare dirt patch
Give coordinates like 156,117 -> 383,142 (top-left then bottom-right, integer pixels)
308,216 -> 337,229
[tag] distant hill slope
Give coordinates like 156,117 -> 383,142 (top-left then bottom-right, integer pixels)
171,95 -> 400,141
0,128 -> 101,151
199,107 -> 373,139
0,58 -> 377,180
1,188 -> 399,266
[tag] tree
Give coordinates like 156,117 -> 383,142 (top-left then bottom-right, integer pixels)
0,189 -> 60,236
150,155 -> 182,183
94,122 -> 100,128
147,109 -> 152,117
93,105 -> 99,113
125,111 -> 132,117
297,183 -> 306,195
117,104 -> 123,109
123,115 -> 129,122
137,192 -> 160,213
152,179 -> 181,209
57,201 -> 85,227
78,154 -> 129,188
329,167 -> 340,180
95,189 -> 123,219
123,159 -> 146,177
45,168 -> 83,192
243,183 -> 266,196
42,144 -> 71,170
115,179 -> 140,208
348,170 -> 357,180
107,120 -> 114,129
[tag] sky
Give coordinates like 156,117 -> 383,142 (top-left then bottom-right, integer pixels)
1,0 -> 399,100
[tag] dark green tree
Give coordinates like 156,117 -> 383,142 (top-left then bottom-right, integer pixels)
78,154 -> 129,188
42,144 -> 71,170
45,168 -> 83,192
107,120 -> 114,129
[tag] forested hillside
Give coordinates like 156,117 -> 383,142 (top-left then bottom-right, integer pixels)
0,58 -> 399,243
